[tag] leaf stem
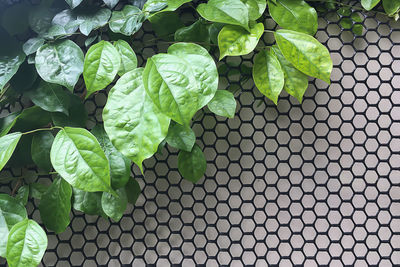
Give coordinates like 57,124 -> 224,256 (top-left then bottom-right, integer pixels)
0,83 -> 11,101
22,126 -> 63,136
11,178 -> 22,196
264,29 -> 275,34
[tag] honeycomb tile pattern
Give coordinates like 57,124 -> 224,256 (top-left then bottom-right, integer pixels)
1,3 -> 400,267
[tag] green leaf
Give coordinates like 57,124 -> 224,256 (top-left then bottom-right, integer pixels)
15,185 -> 29,206
0,132 -> 22,171
83,40 -> 121,98
28,6 -> 56,35
274,29 -> 333,84
103,0 -> 119,8
271,45 -> 308,103
25,80 -> 71,115
361,0 -> 381,11
12,106 -> 51,133
101,188 -> 128,221
125,178 -> 141,205
269,0 -> 318,35
66,0 -> 84,9
6,135 -> 34,168
78,8 -> 112,36
0,111 -> 20,137
29,183 -> 49,200
209,22 -> 224,44
240,0 -> 267,19
109,5 -> 146,36
207,90 -> 237,118
92,125 -> 131,189
252,49 -> 284,104
31,131 -> 54,172
35,40 -> 84,91
0,40 -> 26,90
47,9 -> 80,38
9,61 -> 38,92
72,188 -> 106,217
6,219 -> 47,267
218,22 -> 264,60
174,20 -> 210,45
383,0 -> 400,15
103,68 -> 170,171
149,12 -> 184,40
23,38 -> 45,56
39,177 -> 72,233
52,94 -> 87,128
197,0 -> 250,31
1,2 -> 30,35
166,123 -> 196,152
50,127 -> 112,193
113,40 -> 138,76
0,194 -> 27,257
178,144 -> 207,183
143,0 -> 191,13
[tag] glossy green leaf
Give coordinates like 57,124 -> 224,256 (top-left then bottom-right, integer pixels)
92,125 -> 131,189
52,94 -> 87,128
253,49 -> 284,104
26,81 -> 71,115
35,40 -> 84,91
383,0 -> 400,15
178,144 -> 207,183
109,5 -> 146,36
240,0 -> 267,19
103,0 -> 119,8
0,194 -> 27,257
15,185 -> 29,206
103,68 -> 170,171
65,0 -> 84,9
174,20 -> 210,45
72,188 -> 106,217
218,22 -> 264,60
0,132 -> 22,171
166,123 -> 196,152
0,111 -> 20,137
29,183 -> 49,200
78,8 -> 112,36
271,45 -> 308,103
197,0 -> 250,31
0,40 -> 25,90
31,131 -> 54,172
6,219 -> 47,267
83,40 -> 121,98
209,23 -> 224,44
207,90 -> 237,118
143,0 -> 191,13
23,38 -> 45,56
47,9 -> 80,38
114,40 -> 138,76
28,6 -> 56,35
149,12 -> 184,40
274,29 -> 333,84
50,127 -> 112,193
269,0 -> 318,35
361,0 -> 381,10
101,188 -> 128,221
12,106 -> 51,132
125,178 -> 141,205
39,177 -> 72,233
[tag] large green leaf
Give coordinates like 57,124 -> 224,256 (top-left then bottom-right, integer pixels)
383,0 -> 400,15
92,125 -> 131,189
39,177 -> 72,234
29,183 -> 49,200
78,8 -> 112,36
109,5 -> 146,36
31,131 -> 54,172
165,123 -> 196,152
149,12 -> 184,40
113,40 -> 138,76
197,0 -> 250,31
269,0 -> 318,35
218,22 -> 264,60
52,94 -> 87,128
103,68 -> 170,171
274,29 -> 332,84
101,188 -> 128,221
125,178 -> 141,205
0,132 -> 22,171
361,0 -> 381,10
12,106 -> 51,133
47,9 -> 80,38
253,49 -> 284,104
23,38 -> 45,56
6,219 -> 47,267
240,0 -> 267,19
174,20 -> 210,44
178,144 -> 207,183
50,127 -> 112,193
271,45 -> 308,103
207,90 -> 237,118
25,80 -> 71,115
72,188 -> 106,217
84,41 -> 121,98
35,40 -> 84,91
143,0 -> 191,13
0,40 -> 25,90
0,194 -> 27,257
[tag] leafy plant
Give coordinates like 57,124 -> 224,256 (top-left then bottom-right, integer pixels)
0,0 -> 388,265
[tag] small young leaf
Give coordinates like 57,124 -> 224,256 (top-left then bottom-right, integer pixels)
166,123 -> 196,152
240,0 -> 267,20
35,40 -> 84,91
207,90 -> 237,118
113,40 -> 138,76
0,132 -> 22,171
6,219 -> 47,267
0,194 -> 27,257
197,0 -> 250,31
361,0 -> 381,11
109,5 -> 146,36
125,178 -> 141,205
72,188 -> 106,217
50,127 -> 112,193
253,49 -> 284,104
65,0 -> 84,9
15,185 -> 29,206
218,22 -> 264,60
39,177 -> 72,233
31,131 -> 54,172
52,94 -> 88,128
25,80 -> 71,115
23,38 -> 45,56
83,41 -> 121,98
78,8 -> 112,36
101,188 -> 128,221
103,68 -> 170,171
178,144 -> 207,183
274,29 -> 333,84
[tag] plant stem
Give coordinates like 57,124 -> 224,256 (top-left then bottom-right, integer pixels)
22,126 -> 63,136
0,83 -> 10,102
264,29 -> 275,34
11,178 -> 22,196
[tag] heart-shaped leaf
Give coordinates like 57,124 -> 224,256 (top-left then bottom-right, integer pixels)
0,132 -> 22,171
101,188 -> 128,221
165,123 -> 196,152
207,90 -> 237,118
178,144 -> 207,183
113,40 -> 138,76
